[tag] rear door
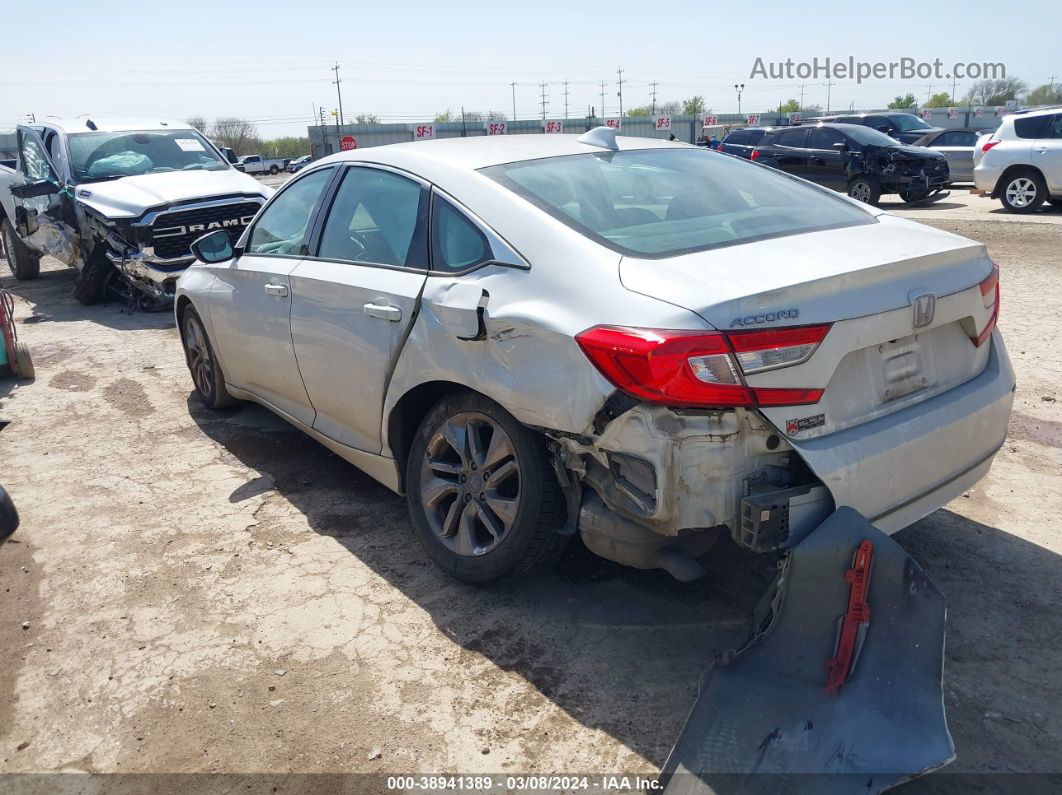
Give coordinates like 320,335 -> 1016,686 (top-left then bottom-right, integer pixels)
12,126 -> 78,264
770,128 -> 810,176
927,130 -> 978,181
1033,113 -> 1062,193
804,127 -> 848,191
289,164 -> 430,453
206,165 -> 337,424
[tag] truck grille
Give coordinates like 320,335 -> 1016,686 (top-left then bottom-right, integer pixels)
150,200 -> 263,260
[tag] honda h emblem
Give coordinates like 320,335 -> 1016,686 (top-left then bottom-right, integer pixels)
912,293 -> 936,329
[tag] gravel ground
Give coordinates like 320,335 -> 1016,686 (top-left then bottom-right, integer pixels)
0,197 -> 1060,792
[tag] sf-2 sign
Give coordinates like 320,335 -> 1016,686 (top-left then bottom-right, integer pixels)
485,122 -> 507,135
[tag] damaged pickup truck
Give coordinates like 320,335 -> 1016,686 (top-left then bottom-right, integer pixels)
0,119 -> 271,307
177,130 -> 1012,787
751,122 -> 951,206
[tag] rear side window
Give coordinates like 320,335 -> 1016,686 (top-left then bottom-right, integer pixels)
746,130 -> 766,144
776,129 -> 807,147
725,130 -> 749,145
318,167 -> 428,267
934,131 -> 978,147
481,148 -> 873,258
808,128 -> 845,149
432,199 -> 492,272
1014,116 -> 1050,139
1045,115 -> 1062,139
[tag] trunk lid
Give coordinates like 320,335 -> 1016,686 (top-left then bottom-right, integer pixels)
619,213 -> 998,437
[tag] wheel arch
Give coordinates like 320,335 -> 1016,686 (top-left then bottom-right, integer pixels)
992,164 -> 1046,199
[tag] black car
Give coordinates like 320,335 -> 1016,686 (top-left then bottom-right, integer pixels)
750,123 -> 950,205
718,127 -> 774,159
808,112 -> 943,144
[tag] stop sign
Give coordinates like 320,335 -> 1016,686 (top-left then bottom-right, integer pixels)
340,135 -> 357,151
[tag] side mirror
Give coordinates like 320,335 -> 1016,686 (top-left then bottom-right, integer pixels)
876,125 -> 891,133
11,179 -> 60,200
0,485 -> 19,545
190,230 -> 235,264
832,141 -> 847,150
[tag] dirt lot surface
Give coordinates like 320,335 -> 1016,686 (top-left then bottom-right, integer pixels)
1,197 -> 1060,792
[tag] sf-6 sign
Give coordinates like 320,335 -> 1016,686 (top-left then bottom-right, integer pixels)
703,115 -> 718,127
605,118 -> 621,129
543,120 -> 563,133
485,122 -> 507,135
655,115 -> 672,131
414,124 -> 434,140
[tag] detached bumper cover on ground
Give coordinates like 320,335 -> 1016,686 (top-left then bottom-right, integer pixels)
662,507 -> 954,794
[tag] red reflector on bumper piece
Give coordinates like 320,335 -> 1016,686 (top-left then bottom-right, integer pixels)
826,539 -> 874,694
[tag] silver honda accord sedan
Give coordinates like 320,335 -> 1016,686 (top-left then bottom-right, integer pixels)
175,128 -> 1014,583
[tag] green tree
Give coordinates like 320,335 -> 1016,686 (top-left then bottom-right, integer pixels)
963,77 -> 1027,106
924,92 -> 953,109
887,93 -> 918,109
627,105 -> 652,117
260,136 -> 310,158
682,96 -> 706,116
433,109 -> 457,123
1027,82 -> 1062,105
354,113 -> 380,125
779,98 -> 800,113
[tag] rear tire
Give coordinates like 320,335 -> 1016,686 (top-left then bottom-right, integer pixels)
848,176 -> 881,206
1,218 -> 41,281
406,390 -> 569,583
999,169 -> 1046,213
180,306 -> 236,410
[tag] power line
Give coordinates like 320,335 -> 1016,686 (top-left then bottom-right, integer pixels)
331,63 -> 344,126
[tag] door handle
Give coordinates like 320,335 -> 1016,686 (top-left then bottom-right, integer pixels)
264,283 -> 289,297
1034,147 -> 1048,154
363,302 -> 402,321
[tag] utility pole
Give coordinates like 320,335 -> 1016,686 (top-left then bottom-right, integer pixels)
951,75 -> 959,104
925,84 -> 933,104
616,67 -> 625,119
510,82 -> 517,122
563,79 -> 570,120
539,82 -> 549,122
799,83 -> 806,110
650,80 -> 658,115
460,106 -> 466,137
734,83 -> 744,115
823,81 -> 836,113
600,81 -> 607,119
331,63 -> 345,126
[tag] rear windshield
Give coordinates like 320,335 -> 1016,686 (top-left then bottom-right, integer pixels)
481,148 -> 873,258
840,126 -> 900,147
887,114 -> 933,132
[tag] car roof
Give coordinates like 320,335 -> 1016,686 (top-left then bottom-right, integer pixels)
32,118 -> 190,134
1006,105 -> 1062,118
315,132 -> 686,172
769,122 -> 867,134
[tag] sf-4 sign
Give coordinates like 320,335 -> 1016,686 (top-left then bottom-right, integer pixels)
485,122 -> 507,135
414,124 -> 434,140
543,120 -> 563,134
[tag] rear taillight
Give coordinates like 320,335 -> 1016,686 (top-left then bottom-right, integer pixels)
972,262 -> 1000,347
750,149 -> 760,161
981,139 -> 1000,154
575,325 -> 830,409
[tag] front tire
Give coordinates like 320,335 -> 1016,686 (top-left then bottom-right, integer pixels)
406,391 -> 569,583
269,165 -> 279,175
848,176 -> 881,206
1,218 -> 41,281
181,306 -> 236,410
72,251 -> 112,305
999,169 -> 1046,213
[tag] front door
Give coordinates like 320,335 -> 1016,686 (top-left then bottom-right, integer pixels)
1034,113 -> 1062,194
289,165 -> 430,453
12,126 -> 78,264
206,166 -> 337,425
804,127 -> 848,191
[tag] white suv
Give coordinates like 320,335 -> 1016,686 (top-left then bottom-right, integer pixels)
973,107 -> 1062,213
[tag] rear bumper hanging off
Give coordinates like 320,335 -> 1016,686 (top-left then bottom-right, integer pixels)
661,506 -> 954,794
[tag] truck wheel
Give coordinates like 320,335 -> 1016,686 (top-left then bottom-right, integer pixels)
71,252 -> 111,305
848,176 -> 881,206
1000,169 -> 1046,213
269,165 -> 279,175
180,306 -> 236,410
1,218 -> 41,281
406,390 -> 569,583
13,341 -> 34,379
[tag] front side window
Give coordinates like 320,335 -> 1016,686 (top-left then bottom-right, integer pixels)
481,148 -> 874,258
67,129 -> 228,182
432,199 -> 491,272
318,167 -> 427,267
19,130 -> 56,182
247,167 -> 334,256
841,126 -> 900,148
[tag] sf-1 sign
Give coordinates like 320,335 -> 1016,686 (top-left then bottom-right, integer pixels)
414,125 -> 434,140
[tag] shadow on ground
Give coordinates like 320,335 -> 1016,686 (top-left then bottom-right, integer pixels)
186,396 -> 1062,781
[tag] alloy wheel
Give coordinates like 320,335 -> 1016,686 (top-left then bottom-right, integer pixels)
418,411 -> 521,557
1005,177 -> 1038,208
183,314 -> 214,397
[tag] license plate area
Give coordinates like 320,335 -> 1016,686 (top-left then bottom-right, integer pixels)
876,334 -> 935,403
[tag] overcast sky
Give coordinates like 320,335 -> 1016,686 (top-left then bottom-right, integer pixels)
1,0 -> 1058,138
